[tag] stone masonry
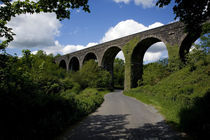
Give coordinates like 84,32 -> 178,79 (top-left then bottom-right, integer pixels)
55,21 -> 208,90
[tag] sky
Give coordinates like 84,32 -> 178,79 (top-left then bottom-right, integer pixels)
3,0 -> 177,63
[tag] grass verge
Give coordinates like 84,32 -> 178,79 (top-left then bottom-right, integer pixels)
124,57 -> 210,139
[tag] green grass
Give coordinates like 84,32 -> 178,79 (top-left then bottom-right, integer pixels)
124,56 -> 210,138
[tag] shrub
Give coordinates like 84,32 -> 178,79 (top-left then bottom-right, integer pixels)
0,52 -> 106,139
142,62 -> 169,86
71,60 -> 112,89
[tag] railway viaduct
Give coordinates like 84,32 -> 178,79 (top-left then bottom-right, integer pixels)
55,21 -> 208,90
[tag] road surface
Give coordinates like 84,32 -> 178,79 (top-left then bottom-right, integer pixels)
60,90 -> 181,140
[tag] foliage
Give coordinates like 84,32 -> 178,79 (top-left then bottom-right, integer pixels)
0,0 -> 90,49
179,91 -> 210,139
113,58 -> 124,89
124,35 -> 210,138
193,33 -> 210,54
167,56 -> 185,72
0,87 -> 104,139
156,0 -> 210,32
185,33 -> 210,72
142,61 -> 170,86
71,60 -> 112,89
0,50 -> 109,139
125,55 -> 210,138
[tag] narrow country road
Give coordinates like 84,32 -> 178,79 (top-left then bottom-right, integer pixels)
60,90 -> 181,140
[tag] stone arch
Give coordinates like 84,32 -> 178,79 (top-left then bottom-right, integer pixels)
59,60 -> 67,70
69,57 -> 80,72
179,29 -> 208,62
83,52 -> 98,64
101,46 -> 124,87
130,36 -> 168,88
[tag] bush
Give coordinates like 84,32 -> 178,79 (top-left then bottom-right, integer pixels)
0,86 -> 104,139
0,51 -> 106,139
125,47 -> 210,138
142,62 -> 169,86
71,60 -> 112,89
60,88 -> 104,121
114,58 -> 125,88
179,90 -> 210,139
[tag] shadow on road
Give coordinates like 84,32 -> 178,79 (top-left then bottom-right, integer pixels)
62,114 -> 181,140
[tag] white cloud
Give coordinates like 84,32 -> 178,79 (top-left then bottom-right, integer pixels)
148,22 -> 164,29
7,13 -> 61,49
116,43 -> 168,62
116,51 -> 125,60
113,0 -> 156,8
34,41 -> 98,55
147,42 -> 166,53
4,12 -> 98,56
144,43 -> 168,63
101,20 -> 163,43
144,51 -> 162,62
61,42 -> 98,54
114,0 -> 130,4
101,19 -> 147,43
6,14 -> 166,63
100,19 -> 166,62
86,42 -> 98,48
134,0 -> 156,8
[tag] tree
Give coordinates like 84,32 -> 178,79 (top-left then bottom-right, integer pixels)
156,0 -> 210,32
194,33 -> 210,54
113,58 -> 124,88
142,62 -> 169,86
71,60 -> 112,89
0,0 -> 90,49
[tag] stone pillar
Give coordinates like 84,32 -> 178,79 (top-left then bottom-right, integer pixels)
66,62 -> 69,71
123,37 -> 141,91
124,59 -> 131,90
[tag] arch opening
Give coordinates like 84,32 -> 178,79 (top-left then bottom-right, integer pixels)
180,33 -> 210,60
102,46 -> 125,89
59,60 -> 67,70
69,57 -> 79,72
83,52 -> 97,64
131,37 -> 168,88
179,31 -> 202,62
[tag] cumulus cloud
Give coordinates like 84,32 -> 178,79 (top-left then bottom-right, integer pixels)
6,14 -> 166,63
61,42 -> 98,54
114,0 -> 130,4
100,19 -> 166,62
134,0 -> 156,8
143,51 -> 162,62
116,51 -> 125,60
147,42 -> 166,53
101,20 -> 147,43
148,22 -> 164,29
34,41 -> 98,55
4,12 -> 98,56
113,0 -> 156,8
7,13 -> 61,49
101,19 -> 163,42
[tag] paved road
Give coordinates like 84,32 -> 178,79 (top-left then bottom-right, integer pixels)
60,90 -> 181,140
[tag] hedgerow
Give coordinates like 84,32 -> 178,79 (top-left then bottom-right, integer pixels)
0,50 -> 109,139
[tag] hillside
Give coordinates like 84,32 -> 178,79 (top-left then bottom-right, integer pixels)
124,55 -> 210,139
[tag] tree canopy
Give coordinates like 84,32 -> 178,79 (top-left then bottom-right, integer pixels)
0,0 -> 90,49
156,0 -> 210,32
113,58 -> 124,88
71,60 -> 112,89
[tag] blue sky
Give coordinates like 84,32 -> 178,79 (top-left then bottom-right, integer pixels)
4,0 -> 177,62
58,0 -> 175,45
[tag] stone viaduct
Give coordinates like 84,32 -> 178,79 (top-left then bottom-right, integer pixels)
55,21 -> 208,90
